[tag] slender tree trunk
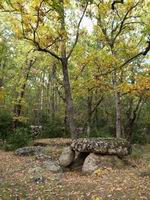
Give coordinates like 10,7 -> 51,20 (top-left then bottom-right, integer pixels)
115,91 -> 121,138
0,60 -> 5,107
94,89 -> 99,130
40,73 -> 44,111
111,49 -> 122,138
125,97 -> 144,142
13,59 -> 35,128
87,90 -> 93,137
51,64 -> 56,121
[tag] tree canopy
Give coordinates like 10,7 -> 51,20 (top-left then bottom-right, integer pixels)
0,0 -> 150,142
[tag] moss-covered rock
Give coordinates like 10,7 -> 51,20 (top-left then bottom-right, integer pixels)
71,138 -> 131,157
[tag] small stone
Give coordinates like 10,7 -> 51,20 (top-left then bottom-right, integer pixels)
32,175 -> 45,184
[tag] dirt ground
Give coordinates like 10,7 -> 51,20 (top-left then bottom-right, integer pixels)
0,139 -> 150,200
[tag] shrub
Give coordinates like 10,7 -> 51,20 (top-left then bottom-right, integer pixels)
90,126 -> 113,138
41,119 -> 67,138
4,127 -> 32,151
0,110 -> 13,142
38,113 -> 67,138
132,127 -> 150,145
131,144 -> 144,160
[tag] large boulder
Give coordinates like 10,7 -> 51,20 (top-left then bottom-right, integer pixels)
82,153 -> 125,173
71,138 -> 131,157
59,146 -> 75,167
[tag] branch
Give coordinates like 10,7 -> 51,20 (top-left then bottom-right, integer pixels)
143,41 -> 150,56
113,1 -> 140,44
67,2 -> 88,60
18,0 -> 61,60
118,52 -> 143,69
83,95 -> 104,129
90,96 -> 104,116
112,0 -> 124,10
56,86 -> 65,102
21,18 -> 61,60
94,41 -> 150,77
36,45 -> 61,60
74,63 -> 87,81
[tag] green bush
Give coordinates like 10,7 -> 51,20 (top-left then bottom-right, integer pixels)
132,127 -> 150,145
4,127 -> 32,151
39,113 -> 67,138
90,126 -> 113,138
131,144 -> 144,159
0,110 -> 13,142
41,119 -> 67,138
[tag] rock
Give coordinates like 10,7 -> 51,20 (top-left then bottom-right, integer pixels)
59,147 -> 75,167
71,138 -> 131,157
35,153 -> 52,161
15,146 -> 43,156
82,153 -> 125,173
29,166 -> 45,184
43,160 -> 63,173
82,153 -> 98,173
28,166 -> 43,174
32,175 -> 45,184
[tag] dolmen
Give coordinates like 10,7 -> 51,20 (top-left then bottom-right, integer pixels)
59,138 -> 132,173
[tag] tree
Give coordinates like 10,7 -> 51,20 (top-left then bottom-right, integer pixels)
1,0 -> 89,138
91,0 -> 150,139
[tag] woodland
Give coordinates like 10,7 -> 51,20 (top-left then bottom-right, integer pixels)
0,0 -> 150,143
0,0 -> 150,200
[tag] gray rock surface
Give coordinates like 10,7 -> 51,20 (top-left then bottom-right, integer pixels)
43,160 -> 63,173
35,153 -> 52,161
59,146 -> 75,167
82,153 -> 125,173
71,138 -> 131,156
15,146 -> 43,156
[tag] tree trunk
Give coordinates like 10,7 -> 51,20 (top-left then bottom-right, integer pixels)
87,90 -> 93,137
60,0 -> 76,138
125,97 -> 144,142
111,48 -> 122,138
40,73 -> 44,111
115,91 -> 121,138
51,64 -> 56,121
61,59 -> 76,138
13,59 -> 34,128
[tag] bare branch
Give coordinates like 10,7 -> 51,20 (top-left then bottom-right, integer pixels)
112,0 -> 124,10
113,1 -> 141,44
90,96 -> 104,116
74,63 -> 87,81
67,2 -> 88,60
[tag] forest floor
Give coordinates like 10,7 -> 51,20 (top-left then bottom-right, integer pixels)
0,139 -> 150,200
